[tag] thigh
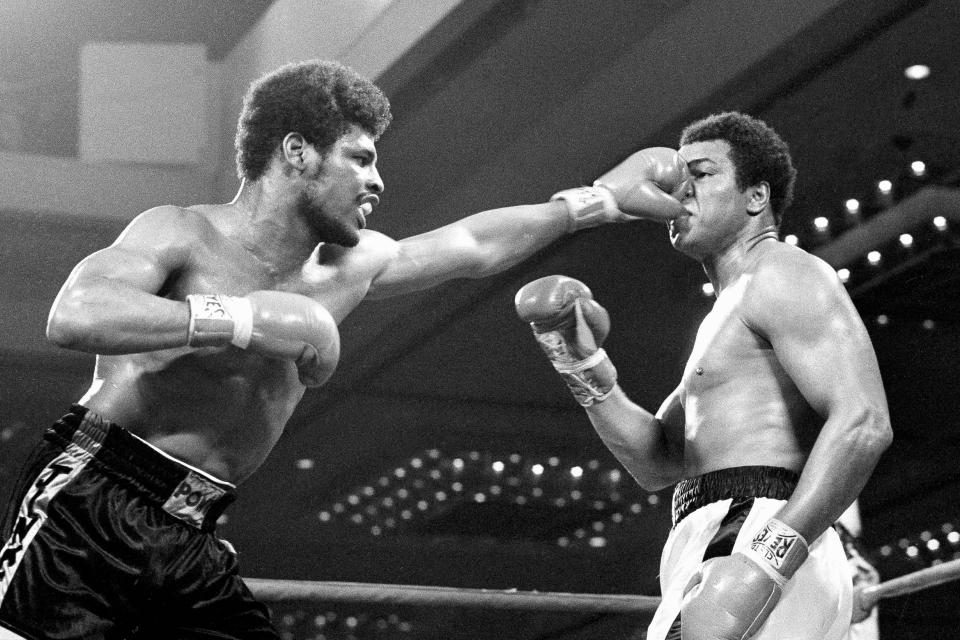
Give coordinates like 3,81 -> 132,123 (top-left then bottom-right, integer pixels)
137,534 -> 279,640
0,443 -> 138,639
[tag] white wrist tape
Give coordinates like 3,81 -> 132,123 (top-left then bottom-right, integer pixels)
186,294 -> 253,349
746,518 -> 810,582
552,348 -> 617,407
550,186 -> 618,233
552,348 -> 610,374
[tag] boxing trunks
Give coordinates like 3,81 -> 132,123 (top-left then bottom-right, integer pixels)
646,466 -> 852,640
0,406 -> 279,640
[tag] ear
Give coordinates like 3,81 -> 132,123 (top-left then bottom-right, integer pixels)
746,181 -> 771,216
281,132 -> 308,170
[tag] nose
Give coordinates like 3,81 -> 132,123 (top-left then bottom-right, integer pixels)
367,166 -> 384,195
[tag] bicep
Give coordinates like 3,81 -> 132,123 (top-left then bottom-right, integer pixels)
64,208 -> 190,295
66,245 -> 174,295
367,227 -> 481,299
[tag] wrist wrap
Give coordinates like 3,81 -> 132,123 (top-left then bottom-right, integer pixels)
552,348 -> 618,407
747,518 -> 810,583
186,294 -> 253,348
551,186 -> 618,232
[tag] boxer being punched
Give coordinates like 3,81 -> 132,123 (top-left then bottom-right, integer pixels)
517,112 -> 892,640
0,60 -> 689,640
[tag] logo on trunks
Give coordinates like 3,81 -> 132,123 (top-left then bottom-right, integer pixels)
162,472 -> 226,529
1,461 -> 73,589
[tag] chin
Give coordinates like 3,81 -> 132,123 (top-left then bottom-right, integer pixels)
325,229 -> 361,248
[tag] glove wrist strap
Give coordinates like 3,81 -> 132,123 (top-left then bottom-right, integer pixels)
553,348 -> 618,407
746,518 -> 810,582
551,186 -> 618,233
187,294 -> 253,348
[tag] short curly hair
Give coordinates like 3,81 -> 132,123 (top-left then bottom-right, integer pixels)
235,60 -> 392,181
679,112 -> 796,224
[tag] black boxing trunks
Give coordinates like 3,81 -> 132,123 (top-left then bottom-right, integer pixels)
0,406 -> 280,640
647,466 -> 851,640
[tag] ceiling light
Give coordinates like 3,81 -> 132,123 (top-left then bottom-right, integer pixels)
814,216 -> 830,231
845,198 -> 860,214
877,180 -> 893,194
910,160 -> 927,177
904,64 -> 930,80
837,268 -> 850,283
784,234 -> 799,246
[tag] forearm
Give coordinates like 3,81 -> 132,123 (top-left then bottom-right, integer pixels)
776,406 -> 892,542
453,201 -> 571,277
47,280 -> 189,354
585,387 -> 684,490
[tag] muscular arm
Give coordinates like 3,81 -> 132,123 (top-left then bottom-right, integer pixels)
366,201 -> 572,299
744,251 -> 892,543
46,206 -> 194,354
585,384 -> 686,490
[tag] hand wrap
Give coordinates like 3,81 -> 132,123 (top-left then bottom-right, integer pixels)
550,186 -> 619,233
186,294 -> 253,348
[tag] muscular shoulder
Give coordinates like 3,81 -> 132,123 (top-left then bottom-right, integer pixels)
311,229 -> 399,276
356,229 -> 401,260
119,204 -> 210,248
741,242 -> 848,333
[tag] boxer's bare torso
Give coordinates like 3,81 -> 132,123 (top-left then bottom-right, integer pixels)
667,240 -> 822,478
79,205 -> 399,484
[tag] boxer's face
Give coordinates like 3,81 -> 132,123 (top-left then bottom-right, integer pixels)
671,139 -> 754,258
299,124 -> 383,247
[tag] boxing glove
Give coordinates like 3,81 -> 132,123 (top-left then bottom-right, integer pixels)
552,147 -> 691,231
186,291 -> 340,387
595,146 -> 691,220
515,275 -> 617,406
681,519 -> 809,640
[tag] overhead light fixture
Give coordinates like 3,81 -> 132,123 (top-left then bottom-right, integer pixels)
910,160 -> 927,177
904,64 -> 930,80
845,198 -> 861,215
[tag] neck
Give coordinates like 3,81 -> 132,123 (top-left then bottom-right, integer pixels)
703,224 -> 779,294
229,178 -> 320,277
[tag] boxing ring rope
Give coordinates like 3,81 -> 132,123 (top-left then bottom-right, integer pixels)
245,578 -> 660,613
854,557 -> 960,616
247,557 -> 960,617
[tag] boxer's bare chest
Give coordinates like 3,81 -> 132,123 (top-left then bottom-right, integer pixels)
171,230 -> 391,324
681,280 -> 769,397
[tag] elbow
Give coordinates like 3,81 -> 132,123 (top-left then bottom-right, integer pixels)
856,403 -> 893,458
45,293 -> 94,350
